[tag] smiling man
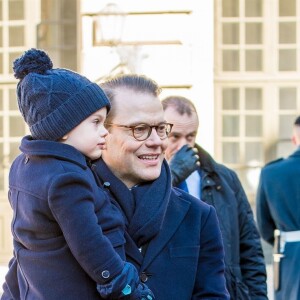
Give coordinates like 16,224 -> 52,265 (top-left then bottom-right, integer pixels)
94,74 -> 229,300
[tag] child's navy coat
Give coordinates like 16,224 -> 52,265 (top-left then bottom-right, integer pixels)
2,136 -> 126,299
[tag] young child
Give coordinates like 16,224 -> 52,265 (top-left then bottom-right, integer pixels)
1,49 -> 154,300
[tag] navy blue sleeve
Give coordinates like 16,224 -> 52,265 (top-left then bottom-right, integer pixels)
48,172 -> 124,284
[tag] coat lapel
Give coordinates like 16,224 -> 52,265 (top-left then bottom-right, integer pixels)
124,231 -> 144,266
95,159 -> 191,269
141,190 -> 191,269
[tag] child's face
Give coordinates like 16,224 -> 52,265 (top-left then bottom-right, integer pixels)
62,107 -> 108,160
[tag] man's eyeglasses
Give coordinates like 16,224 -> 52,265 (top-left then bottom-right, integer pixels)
105,122 -> 173,141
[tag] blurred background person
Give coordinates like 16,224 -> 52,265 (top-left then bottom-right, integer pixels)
256,116 -> 300,300
162,95 -> 268,300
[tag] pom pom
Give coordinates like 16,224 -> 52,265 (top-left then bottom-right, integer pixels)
13,48 -> 53,80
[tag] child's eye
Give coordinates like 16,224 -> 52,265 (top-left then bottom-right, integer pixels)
94,119 -> 100,124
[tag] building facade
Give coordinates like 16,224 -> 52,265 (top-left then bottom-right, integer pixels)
0,0 -> 299,266
215,0 -> 300,204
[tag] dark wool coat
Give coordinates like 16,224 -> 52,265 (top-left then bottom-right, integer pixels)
1,136 -> 126,300
94,158 -> 229,300
184,144 -> 268,300
256,148 -> 300,300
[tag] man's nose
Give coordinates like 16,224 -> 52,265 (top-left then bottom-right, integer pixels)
146,128 -> 163,145
176,138 -> 188,151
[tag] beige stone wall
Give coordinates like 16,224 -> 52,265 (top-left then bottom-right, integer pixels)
0,201 -> 13,264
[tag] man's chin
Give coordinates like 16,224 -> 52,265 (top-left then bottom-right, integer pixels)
140,169 -> 162,182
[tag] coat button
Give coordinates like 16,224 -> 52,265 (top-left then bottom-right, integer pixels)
140,272 -> 148,282
24,157 -> 29,164
101,270 -> 110,279
103,182 -> 111,188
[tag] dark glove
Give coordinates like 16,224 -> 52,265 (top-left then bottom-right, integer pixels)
97,262 -> 138,299
128,283 -> 155,300
169,144 -> 199,186
96,262 -> 155,299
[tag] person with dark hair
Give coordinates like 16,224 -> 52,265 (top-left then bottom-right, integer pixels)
93,74 -> 229,300
256,115 -> 300,300
1,49 -> 154,300
162,95 -> 268,300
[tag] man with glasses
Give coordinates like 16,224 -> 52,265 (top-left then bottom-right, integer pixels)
94,74 -> 229,299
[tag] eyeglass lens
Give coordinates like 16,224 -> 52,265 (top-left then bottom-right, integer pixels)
133,123 -> 171,141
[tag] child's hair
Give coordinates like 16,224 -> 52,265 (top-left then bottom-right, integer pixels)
13,48 -> 110,141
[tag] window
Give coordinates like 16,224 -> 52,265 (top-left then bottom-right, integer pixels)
216,86 -> 264,197
215,0 -> 300,203
37,0 -> 78,70
0,0 -> 79,266
278,0 -> 298,72
220,0 -> 263,72
0,0 -> 29,264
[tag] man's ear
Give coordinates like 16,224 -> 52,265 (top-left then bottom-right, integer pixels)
292,135 -> 296,145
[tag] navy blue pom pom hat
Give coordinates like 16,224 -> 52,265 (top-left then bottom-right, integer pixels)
13,48 -> 111,141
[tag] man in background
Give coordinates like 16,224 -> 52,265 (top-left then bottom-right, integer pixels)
162,95 -> 268,300
256,116 -> 300,300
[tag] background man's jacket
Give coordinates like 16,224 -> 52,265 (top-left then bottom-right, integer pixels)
182,144 -> 268,300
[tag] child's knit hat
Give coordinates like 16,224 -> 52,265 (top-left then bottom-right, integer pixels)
13,48 -> 110,141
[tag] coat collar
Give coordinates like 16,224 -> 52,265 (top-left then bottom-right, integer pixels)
94,158 -> 191,269
124,189 -> 191,269
195,143 -> 222,190
20,135 -> 88,169
140,189 -> 191,269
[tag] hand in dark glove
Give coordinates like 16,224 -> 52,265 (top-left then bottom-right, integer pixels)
97,262 -> 138,299
128,283 -> 155,300
96,262 -> 155,299
169,144 -> 200,186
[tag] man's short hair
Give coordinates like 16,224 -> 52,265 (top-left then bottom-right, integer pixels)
100,74 -> 161,123
294,116 -> 300,126
161,96 -> 197,117
100,74 -> 161,99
